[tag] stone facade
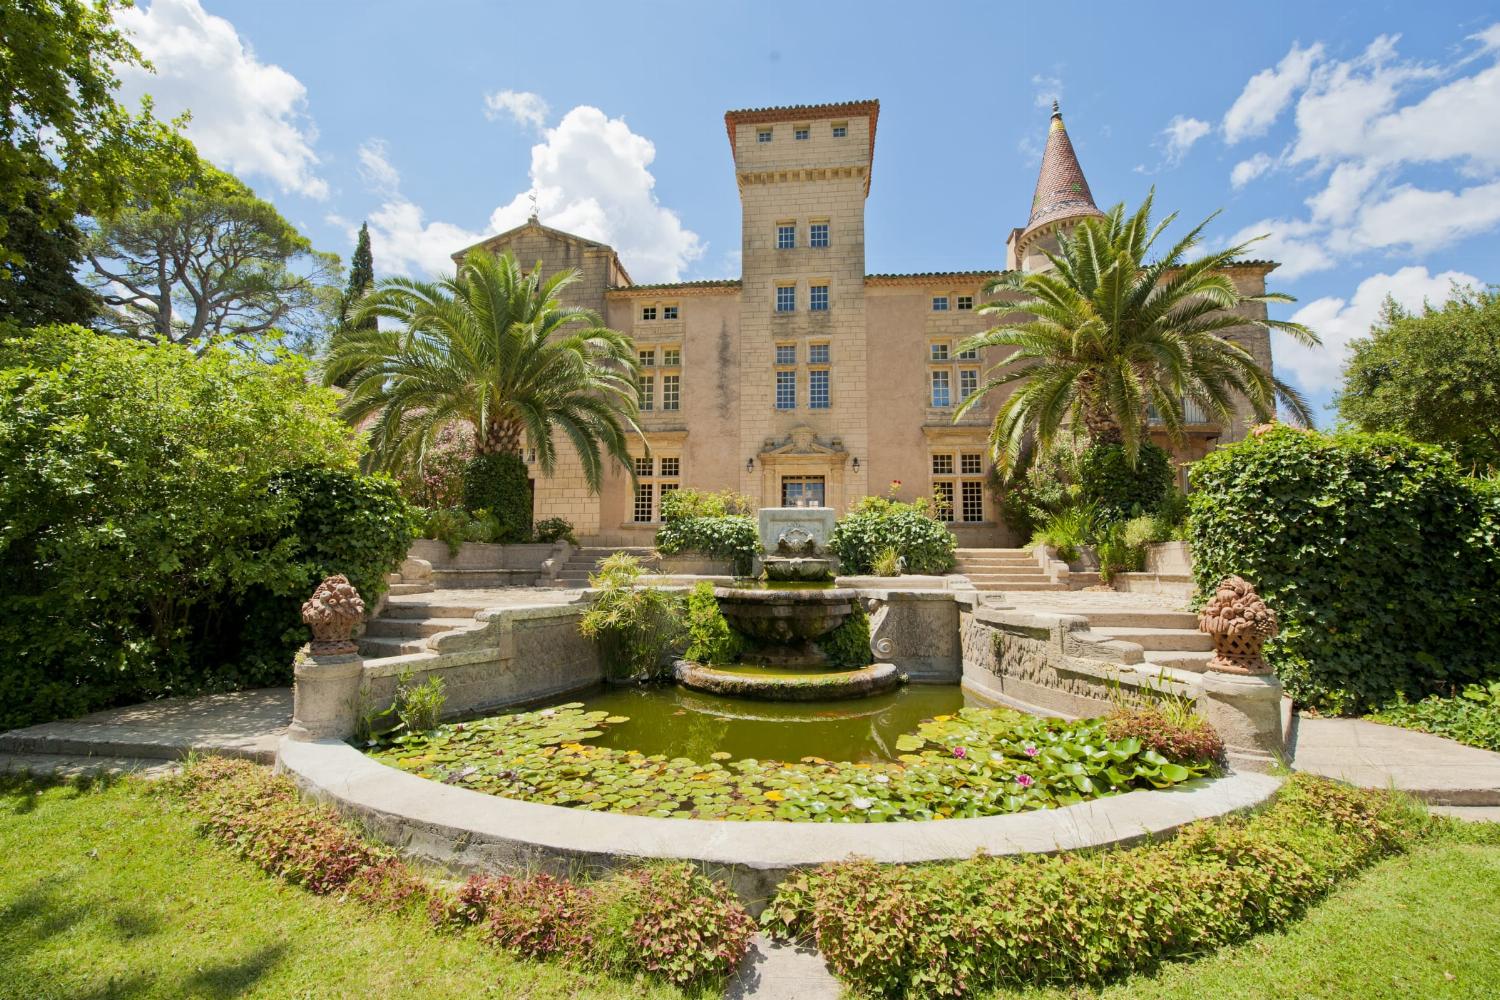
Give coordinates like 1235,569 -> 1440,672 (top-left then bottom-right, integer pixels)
453,99 -> 1281,545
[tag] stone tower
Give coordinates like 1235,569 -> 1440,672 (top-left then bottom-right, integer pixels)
1005,102 -> 1105,272
724,100 -> 878,509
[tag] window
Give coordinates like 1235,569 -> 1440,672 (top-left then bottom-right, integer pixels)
782,476 -> 825,506
808,343 -> 830,364
794,126 -> 810,140
662,347 -> 681,367
662,373 -> 680,411
957,346 -> 978,360
931,454 -> 955,475
960,453 -> 983,475
776,370 -> 796,409
757,128 -> 772,143
663,304 -> 679,320
961,481 -> 984,522
933,481 -> 955,522
777,224 -> 796,250
633,483 -> 654,522
638,349 -> 655,368
641,305 -> 657,321
930,342 -> 950,361
775,344 -> 796,365
639,375 -> 654,411
959,368 -> 978,401
809,222 -> 829,247
809,369 -> 830,409
832,123 -> 848,138
634,456 -> 653,477
930,370 -> 951,408
776,285 -> 796,312
932,296 -> 950,312
957,295 -> 974,311
660,457 -> 680,478
810,284 -> 829,311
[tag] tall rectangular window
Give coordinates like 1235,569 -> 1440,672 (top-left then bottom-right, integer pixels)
776,225 -> 795,249
662,304 -> 679,320
809,369 -> 830,409
933,481 -> 955,522
930,370 -> 951,408
932,296 -> 950,312
961,481 -> 984,522
957,295 -> 974,311
639,375 -> 654,411
775,344 -> 796,365
662,374 -> 680,411
776,285 -> 796,312
809,222 -> 829,247
776,371 -> 796,410
808,343 -> 830,364
641,305 -> 657,321
959,368 -> 978,401
662,347 -> 681,367
810,284 -> 829,311
633,483 -> 654,523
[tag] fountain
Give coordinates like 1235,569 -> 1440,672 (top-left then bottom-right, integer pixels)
673,506 -> 902,700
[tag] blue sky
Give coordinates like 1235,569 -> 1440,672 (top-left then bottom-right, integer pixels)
113,1 -> 1500,422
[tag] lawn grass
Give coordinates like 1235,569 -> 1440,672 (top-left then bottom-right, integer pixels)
0,773 -> 699,1000
4,771 -> 1498,999
993,839 -> 1500,1000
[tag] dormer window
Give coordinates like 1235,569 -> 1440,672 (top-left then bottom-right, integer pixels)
757,128 -> 773,143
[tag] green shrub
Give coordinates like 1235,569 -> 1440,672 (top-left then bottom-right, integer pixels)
1093,520 -> 1144,582
830,495 -> 956,575
461,452 -> 531,541
1027,504 -> 1096,563
761,775 -> 1433,997
1369,680 -> 1500,752
577,554 -> 684,679
684,582 -> 743,665
1079,441 -> 1174,522
655,514 -> 758,574
0,327 -> 411,729
998,441 -> 1084,542
531,516 -> 575,544
818,603 -> 873,669
871,546 -> 902,577
659,487 -> 753,522
1189,426 -> 1500,712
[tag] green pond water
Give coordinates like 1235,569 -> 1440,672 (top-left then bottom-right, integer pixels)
571,682 -> 997,763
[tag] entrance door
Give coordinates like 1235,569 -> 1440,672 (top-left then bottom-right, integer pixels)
781,475 -> 826,507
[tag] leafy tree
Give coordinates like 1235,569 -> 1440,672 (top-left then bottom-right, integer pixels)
84,165 -> 340,354
0,188 -> 97,327
1336,286 -> 1500,473
339,221 -> 376,328
957,193 -> 1319,469
0,0 -> 196,266
325,250 -> 641,492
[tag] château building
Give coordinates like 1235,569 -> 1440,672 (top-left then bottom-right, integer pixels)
454,99 -> 1279,546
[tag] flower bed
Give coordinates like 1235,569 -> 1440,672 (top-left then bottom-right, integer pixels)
368,704 -> 1214,822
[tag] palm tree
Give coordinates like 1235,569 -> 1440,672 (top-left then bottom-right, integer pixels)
955,193 -> 1320,469
324,250 -> 640,492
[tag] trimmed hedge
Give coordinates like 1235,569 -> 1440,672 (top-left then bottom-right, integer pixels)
1188,427 -> 1500,712
461,451 -> 531,542
830,497 -> 957,575
761,775 -> 1435,997
655,514 -> 758,574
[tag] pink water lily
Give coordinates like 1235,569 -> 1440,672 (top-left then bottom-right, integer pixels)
952,746 -> 967,759
1023,744 -> 1040,758
1016,773 -> 1034,788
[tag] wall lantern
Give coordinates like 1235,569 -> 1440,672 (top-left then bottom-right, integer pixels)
852,456 -> 860,472
746,458 -> 755,472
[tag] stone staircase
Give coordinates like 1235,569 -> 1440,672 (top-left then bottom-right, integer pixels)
357,595 -> 491,660
551,546 -> 656,587
953,548 -> 1065,592
1082,608 -> 1214,676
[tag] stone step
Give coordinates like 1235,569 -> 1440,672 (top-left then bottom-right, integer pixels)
381,601 -> 490,620
386,582 -> 434,596
1091,626 -> 1215,652
970,582 -> 1067,592
1142,649 -> 1214,672
363,616 -> 478,639
357,635 -> 428,658
955,548 -> 1031,556
430,568 -> 538,588
963,574 -> 1053,585
1080,609 -> 1200,629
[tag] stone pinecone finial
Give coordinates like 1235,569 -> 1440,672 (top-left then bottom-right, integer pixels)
301,575 -> 365,655
1198,575 -> 1278,675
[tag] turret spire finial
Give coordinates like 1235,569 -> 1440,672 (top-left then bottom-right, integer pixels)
1051,99 -> 1060,116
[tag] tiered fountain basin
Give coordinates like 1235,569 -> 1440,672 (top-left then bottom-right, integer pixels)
675,660 -> 901,700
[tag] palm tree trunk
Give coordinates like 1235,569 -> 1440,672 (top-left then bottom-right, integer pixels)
476,417 -> 525,456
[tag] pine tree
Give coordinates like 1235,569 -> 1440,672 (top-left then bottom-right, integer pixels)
340,222 -> 375,328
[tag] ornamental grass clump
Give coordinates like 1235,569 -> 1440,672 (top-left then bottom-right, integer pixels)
760,775 -> 1435,997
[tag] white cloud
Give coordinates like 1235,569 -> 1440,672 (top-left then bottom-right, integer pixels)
1305,161 -> 1379,224
1226,218 -> 1334,280
1280,266 -> 1480,393
1161,116 -> 1211,165
114,0 -> 326,198
1230,152 -> 1274,188
1289,35 -> 1437,168
356,105 -> 703,283
1343,178 -> 1500,253
1222,42 -> 1324,143
484,89 -> 550,130
357,139 -> 401,196
1031,74 -> 1063,110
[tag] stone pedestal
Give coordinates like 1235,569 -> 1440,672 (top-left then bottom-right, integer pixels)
1198,670 -> 1284,773
288,651 -> 364,742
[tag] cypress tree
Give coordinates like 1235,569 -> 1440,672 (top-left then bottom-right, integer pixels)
340,222 -> 375,328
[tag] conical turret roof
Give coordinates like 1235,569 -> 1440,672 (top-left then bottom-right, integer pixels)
1021,102 -> 1103,239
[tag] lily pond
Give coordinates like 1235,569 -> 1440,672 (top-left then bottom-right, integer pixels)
368,687 -> 1212,823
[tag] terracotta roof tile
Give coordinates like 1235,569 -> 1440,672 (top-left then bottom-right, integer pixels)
1022,102 -> 1104,237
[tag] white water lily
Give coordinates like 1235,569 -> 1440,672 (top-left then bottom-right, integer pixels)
873,773 -> 890,784
851,796 -> 874,810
